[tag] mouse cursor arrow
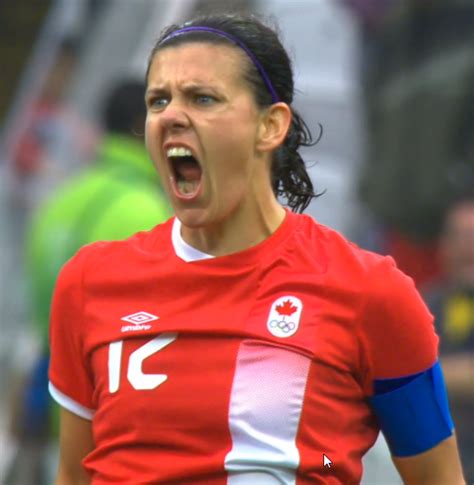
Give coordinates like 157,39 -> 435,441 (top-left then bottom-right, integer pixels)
323,454 -> 332,468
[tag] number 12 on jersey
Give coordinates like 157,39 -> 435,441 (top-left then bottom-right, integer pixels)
108,332 -> 178,393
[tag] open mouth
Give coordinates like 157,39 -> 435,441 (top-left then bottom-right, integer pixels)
167,147 -> 202,198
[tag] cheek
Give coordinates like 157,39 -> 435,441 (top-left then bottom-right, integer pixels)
144,121 -> 169,184
144,118 -> 154,152
144,119 -> 151,154
145,119 -> 162,161
210,115 -> 257,160
209,126 -> 259,192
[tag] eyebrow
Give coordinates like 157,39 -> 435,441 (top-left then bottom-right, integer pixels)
183,81 -> 217,89
146,81 -> 221,94
145,86 -> 167,94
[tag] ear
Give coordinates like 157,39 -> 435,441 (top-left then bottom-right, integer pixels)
256,102 -> 292,153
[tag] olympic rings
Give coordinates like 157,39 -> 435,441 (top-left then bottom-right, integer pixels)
269,319 -> 296,333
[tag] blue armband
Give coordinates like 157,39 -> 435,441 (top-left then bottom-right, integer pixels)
369,361 -> 454,457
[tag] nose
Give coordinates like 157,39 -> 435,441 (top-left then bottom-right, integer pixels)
159,100 -> 190,132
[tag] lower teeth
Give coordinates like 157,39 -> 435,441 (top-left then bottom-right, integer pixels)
178,180 -> 198,195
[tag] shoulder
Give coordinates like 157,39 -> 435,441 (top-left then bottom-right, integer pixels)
302,215 -> 421,317
294,213 -> 392,279
296,215 -> 437,377
62,217 -> 175,279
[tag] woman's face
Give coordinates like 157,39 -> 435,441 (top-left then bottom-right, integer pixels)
145,42 -> 272,230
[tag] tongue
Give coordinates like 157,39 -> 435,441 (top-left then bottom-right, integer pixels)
177,179 -> 199,195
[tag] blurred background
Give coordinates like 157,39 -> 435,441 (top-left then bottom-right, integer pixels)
0,0 -> 473,483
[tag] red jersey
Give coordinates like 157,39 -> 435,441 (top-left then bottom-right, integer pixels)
49,211 -> 438,484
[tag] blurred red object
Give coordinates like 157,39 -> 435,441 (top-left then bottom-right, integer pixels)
386,229 -> 442,288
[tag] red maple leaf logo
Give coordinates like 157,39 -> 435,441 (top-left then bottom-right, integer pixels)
275,299 -> 298,316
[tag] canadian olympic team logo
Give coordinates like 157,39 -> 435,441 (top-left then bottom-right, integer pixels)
267,296 -> 303,338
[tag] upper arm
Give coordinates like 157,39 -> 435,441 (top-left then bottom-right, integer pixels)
392,435 -> 465,485
359,258 -> 463,477
49,249 -> 96,484
49,249 -> 96,413
359,257 -> 438,381
56,407 -> 94,485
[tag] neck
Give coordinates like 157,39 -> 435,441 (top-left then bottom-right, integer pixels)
181,193 -> 286,257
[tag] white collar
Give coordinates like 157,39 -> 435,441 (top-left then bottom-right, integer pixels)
171,217 -> 215,262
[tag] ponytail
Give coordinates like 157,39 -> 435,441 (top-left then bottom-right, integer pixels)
272,111 -> 322,213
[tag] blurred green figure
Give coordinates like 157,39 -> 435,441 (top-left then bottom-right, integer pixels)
27,79 -> 171,346
10,79 -> 171,484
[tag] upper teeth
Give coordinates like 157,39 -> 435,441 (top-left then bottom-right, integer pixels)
167,147 -> 192,157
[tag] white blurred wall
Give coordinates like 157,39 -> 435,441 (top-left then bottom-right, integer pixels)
255,0 -> 367,236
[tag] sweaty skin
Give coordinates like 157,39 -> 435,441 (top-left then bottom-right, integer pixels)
145,42 -> 291,256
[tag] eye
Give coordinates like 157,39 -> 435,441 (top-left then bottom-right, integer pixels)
194,94 -> 217,106
148,96 -> 169,110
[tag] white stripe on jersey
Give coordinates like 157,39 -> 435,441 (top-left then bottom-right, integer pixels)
49,382 -> 95,420
224,341 -> 310,484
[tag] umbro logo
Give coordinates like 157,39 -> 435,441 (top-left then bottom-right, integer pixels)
121,311 -> 159,333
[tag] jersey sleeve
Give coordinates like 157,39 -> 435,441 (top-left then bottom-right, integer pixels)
356,257 -> 454,456
48,245 -> 96,419
358,256 -> 439,388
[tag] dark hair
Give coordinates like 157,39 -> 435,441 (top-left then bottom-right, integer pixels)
103,79 -> 147,135
146,13 -> 320,213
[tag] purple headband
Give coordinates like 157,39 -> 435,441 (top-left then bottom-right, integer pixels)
159,26 -> 279,104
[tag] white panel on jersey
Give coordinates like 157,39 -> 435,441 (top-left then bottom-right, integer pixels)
172,218 -> 214,262
48,382 -> 95,420
224,342 -> 311,484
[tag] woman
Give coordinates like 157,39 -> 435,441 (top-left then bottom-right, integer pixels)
49,13 -> 464,484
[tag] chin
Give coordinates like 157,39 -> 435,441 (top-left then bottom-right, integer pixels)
174,206 -> 210,229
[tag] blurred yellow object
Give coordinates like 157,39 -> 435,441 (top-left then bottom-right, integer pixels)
444,295 -> 474,343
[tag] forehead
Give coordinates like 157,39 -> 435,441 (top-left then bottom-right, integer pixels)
148,41 -> 249,87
